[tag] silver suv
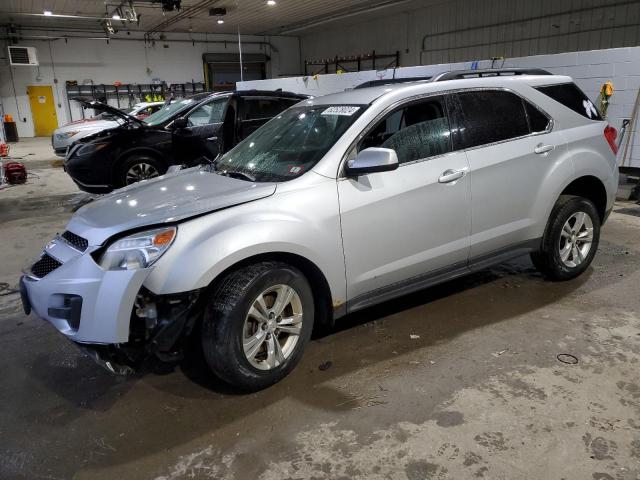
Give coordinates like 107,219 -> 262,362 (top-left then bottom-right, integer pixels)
21,69 -> 619,391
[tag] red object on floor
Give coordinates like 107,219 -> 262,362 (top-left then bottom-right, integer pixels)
0,143 -> 8,157
4,161 -> 27,184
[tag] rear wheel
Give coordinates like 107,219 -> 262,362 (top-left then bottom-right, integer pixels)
117,155 -> 166,188
530,195 -> 600,281
201,262 -> 314,392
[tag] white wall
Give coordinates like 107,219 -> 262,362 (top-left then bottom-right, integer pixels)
239,46 -> 640,168
0,32 -> 299,138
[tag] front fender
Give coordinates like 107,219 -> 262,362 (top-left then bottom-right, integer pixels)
143,177 -> 346,307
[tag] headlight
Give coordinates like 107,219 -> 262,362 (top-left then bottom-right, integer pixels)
77,142 -> 110,156
56,130 -> 79,140
99,227 -> 176,271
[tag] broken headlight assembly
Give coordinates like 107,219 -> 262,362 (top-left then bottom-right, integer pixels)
99,227 -> 176,271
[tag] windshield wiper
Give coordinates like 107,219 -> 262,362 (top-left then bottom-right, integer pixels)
221,170 -> 256,182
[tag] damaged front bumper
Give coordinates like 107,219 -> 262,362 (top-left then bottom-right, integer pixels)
20,233 -> 201,374
21,240 -> 152,344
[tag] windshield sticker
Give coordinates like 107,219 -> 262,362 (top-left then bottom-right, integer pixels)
288,165 -> 304,174
321,106 -> 360,116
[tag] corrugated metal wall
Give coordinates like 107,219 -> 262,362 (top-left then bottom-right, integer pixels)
301,0 -> 640,67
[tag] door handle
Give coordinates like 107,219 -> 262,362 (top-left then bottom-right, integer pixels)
206,136 -> 218,141
534,143 -> 554,154
438,169 -> 465,184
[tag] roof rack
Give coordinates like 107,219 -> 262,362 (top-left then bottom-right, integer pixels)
353,76 -> 432,89
432,68 -> 552,82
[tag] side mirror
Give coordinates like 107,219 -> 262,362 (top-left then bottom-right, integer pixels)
345,147 -> 399,176
171,117 -> 188,130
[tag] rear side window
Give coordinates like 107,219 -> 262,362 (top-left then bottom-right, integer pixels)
358,96 -> 452,164
455,90 -> 530,149
535,83 -> 602,121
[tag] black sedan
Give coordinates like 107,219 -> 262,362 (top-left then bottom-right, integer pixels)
64,90 -> 307,193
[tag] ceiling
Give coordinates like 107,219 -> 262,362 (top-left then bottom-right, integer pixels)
0,0 -> 424,37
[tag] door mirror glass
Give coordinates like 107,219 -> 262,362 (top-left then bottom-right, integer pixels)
345,147 -> 399,176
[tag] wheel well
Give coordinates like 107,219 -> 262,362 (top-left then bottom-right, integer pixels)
560,176 -> 607,222
209,252 -> 335,330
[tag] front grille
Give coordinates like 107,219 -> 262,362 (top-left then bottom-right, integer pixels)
61,231 -> 88,252
31,253 -> 62,279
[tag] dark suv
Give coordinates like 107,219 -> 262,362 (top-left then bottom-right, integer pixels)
64,90 -> 307,193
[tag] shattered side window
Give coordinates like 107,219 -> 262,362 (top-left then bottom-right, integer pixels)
359,97 -> 453,164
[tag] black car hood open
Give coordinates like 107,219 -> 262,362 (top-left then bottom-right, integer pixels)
77,100 -> 146,126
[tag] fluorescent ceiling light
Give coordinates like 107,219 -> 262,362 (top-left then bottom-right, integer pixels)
112,13 -> 121,20
267,0 -> 276,5
217,19 -> 224,24
9,11 -> 134,21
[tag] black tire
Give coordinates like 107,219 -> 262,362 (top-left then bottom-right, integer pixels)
201,262 -> 314,392
116,155 -> 166,188
530,195 -> 600,281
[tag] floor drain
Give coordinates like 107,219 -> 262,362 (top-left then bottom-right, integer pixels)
556,353 -> 579,365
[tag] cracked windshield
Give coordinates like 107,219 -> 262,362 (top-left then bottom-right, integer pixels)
213,104 -> 366,182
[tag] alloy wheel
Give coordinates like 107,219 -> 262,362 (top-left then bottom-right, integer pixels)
558,211 -> 594,268
125,162 -> 160,184
242,284 -> 303,370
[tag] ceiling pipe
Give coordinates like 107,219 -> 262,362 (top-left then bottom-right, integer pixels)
0,33 -> 273,49
5,24 -> 258,37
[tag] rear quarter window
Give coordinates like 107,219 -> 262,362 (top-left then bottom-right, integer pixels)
524,101 -> 551,133
535,83 -> 602,121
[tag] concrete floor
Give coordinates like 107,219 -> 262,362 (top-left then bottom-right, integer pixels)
1,138 -> 640,480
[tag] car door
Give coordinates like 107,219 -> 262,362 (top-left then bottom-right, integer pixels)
338,95 -> 472,306
449,89 -> 566,259
173,96 -> 229,165
237,97 -> 292,140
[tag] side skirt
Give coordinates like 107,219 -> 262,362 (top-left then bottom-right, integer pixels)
345,238 -> 541,315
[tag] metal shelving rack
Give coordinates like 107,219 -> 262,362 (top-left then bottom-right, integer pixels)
304,51 -> 400,76
65,82 -> 206,120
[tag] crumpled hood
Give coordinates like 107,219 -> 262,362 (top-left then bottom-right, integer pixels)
66,167 -> 276,245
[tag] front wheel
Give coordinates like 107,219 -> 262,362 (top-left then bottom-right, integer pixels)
201,262 -> 314,392
117,155 -> 166,188
530,195 -> 601,281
